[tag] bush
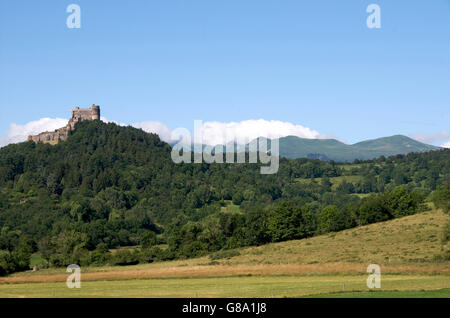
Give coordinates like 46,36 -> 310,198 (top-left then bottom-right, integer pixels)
140,246 -> 165,263
358,195 -> 391,225
140,231 -> 157,249
318,205 -> 347,234
81,243 -> 110,266
0,248 -> 31,276
0,250 -> 15,276
110,249 -> 140,266
358,187 -> 424,225
266,202 -> 315,242
432,183 -> 450,214
209,249 -> 240,260
433,250 -> 450,262
40,230 -> 89,267
232,192 -> 244,205
442,221 -> 450,244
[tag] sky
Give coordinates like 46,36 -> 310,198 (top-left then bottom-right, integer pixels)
0,0 -> 449,147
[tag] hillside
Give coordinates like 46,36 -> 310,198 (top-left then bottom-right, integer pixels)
0,205 -> 449,297
276,135 -> 439,161
203,208 -> 450,268
353,135 -> 438,153
177,134 -> 439,162
278,136 -> 358,161
1,208 -> 448,284
0,120 -> 449,276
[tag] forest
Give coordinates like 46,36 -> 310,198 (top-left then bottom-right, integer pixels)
0,120 -> 449,275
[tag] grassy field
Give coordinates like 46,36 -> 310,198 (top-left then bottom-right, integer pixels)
0,275 -> 449,298
202,208 -> 450,267
220,201 -> 241,214
295,175 -> 363,190
0,209 -> 448,298
308,288 -> 450,298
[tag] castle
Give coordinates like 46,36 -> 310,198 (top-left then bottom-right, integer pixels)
27,105 -> 100,143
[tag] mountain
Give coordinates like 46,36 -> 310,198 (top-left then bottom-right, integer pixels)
274,135 -> 439,162
176,134 -> 439,162
352,135 -> 438,153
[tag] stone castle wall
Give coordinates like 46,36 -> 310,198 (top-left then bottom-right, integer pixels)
27,105 -> 100,143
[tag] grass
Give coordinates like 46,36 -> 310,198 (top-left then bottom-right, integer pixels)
203,209 -> 449,267
0,275 -> 448,298
1,208 -> 448,298
220,201 -> 241,214
29,254 -> 45,267
351,193 -> 372,199
295,175 -> 363,190
308,288 -> 450,298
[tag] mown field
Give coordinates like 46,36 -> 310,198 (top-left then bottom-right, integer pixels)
0,209 -> 448,298
1,275 -> 449,298
309,288 -> 450,298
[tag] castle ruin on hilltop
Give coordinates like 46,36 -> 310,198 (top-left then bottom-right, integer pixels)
27,105 -> 100,143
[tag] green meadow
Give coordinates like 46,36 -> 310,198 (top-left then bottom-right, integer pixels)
0,275 -> 449,298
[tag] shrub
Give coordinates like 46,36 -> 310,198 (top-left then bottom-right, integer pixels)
433,250 -> 450,262
441,221 -> 450,244
432,183 -> 450,214
209,249 -> 240,260
110,249 -> 140,266
318,205 -> 348,234
140,231 -> 157,249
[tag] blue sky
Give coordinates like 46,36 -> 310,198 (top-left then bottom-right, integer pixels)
1,0 -> 449,146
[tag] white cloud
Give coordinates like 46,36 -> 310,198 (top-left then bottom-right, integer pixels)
132,121 -> 177,143
0,117 -> 324,148
441,141 -> 450,149
0,118 -> 68,148
197,119 -> 321,146
410,130 -> 449,145
133,119 -> 322,146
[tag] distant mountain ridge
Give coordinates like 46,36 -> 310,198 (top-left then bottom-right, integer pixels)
176,134 -> 440,162
277,135 -> 439,162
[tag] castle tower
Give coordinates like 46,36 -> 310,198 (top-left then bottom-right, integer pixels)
91,104 -> 100,120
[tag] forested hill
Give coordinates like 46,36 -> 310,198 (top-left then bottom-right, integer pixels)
0,120 -> 449,275
179,135 -> 439,162
276,135 -> 439,161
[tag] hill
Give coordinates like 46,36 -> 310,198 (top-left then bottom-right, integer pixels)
353,135 -> 438,154
3,209 -> 449,276
175,134 -> 439,162
203,208 -> 450,267
0,120 -> 449,276
277,135 -> 440,161
0,208 -> 448,298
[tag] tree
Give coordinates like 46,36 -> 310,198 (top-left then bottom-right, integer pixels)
336,179 -> 355,194
321,177 -> 332,192
432,182 -> 450,213
266,202 -> 314,242
386,186 -> 424,218
46,230 -> 89,267
140,231 -> 157,249
358,195 -> 391,225
232,192 -> 244,205
318,205 -> 347,234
